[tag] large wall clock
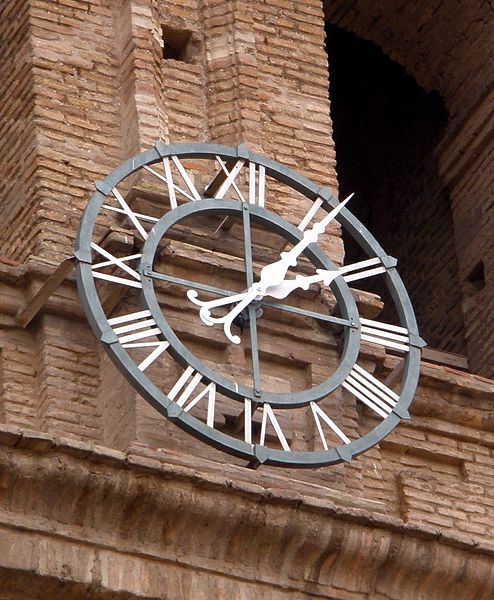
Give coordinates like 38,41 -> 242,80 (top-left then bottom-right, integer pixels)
75,143 -> 425,468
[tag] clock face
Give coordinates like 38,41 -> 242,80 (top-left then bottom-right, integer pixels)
75,142 -> 424,468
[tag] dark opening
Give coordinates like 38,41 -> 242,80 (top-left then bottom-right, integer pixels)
162,25 -> 199,63
466,260 -> 485,292
326,24 -> 466,353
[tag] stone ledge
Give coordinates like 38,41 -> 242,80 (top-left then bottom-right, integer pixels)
1,425 -> 494,599
0,423 -> 384,514
1,423 -> 493,558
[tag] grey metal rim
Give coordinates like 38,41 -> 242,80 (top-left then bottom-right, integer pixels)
75,142 -> 423,467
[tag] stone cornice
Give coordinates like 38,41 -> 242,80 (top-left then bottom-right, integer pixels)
1,425 -> 494,599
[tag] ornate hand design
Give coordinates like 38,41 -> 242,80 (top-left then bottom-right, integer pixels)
264,269 -> 342,299
187,194 -> 353,343
253,193 -> 353,291
187,287 -> 261,344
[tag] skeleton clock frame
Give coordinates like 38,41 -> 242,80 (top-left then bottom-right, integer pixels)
75,142 -> 425,468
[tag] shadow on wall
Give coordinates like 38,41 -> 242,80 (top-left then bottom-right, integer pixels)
326,23 -> 466,354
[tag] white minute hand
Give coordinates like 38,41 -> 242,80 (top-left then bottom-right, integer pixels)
255,193 -> 353,292
186,194 -> 353,344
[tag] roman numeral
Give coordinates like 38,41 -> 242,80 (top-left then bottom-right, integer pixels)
91,243 -> 142,288
167,366 -> 216,427
244,398 -> 253,444
310,402 -> 350,449
207,157 -> 246,201
342,364 -> 399,419
161,157 -> 178,208
339,257 -> 389,283
103,187 -> 159,240
108,310 -> 169,371
248,161 -> 266,207
205,158 -> 266,207
360,318 -> 410,352
296,192 -> 351,233
170,156 -> 202,201
144,156 -> 202,206
260,404 -> 290,451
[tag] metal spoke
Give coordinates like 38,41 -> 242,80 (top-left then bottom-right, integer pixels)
143,269 -> 353,327
262,300 -> 353,327
143,269 -> 235,297
242,203 -> 262,397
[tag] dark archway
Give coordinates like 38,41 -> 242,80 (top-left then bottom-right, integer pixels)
326,24 -> 466,354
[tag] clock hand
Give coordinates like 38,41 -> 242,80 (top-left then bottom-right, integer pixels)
254,193 -> 353,292
214,288 -> 260,344
188,287 -> 260,344
187,289 -> 254,325
187,194 -> 353,342
207,193 -> 352,314
264,269 -> 342,300
187,267 -> 342,341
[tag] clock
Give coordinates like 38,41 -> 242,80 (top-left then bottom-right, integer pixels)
75,142 -> 425,468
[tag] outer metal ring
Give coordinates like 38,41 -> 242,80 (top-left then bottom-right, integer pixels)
75,142 -> 422,467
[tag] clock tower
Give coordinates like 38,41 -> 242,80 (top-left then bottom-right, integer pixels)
1,1 -> 494,598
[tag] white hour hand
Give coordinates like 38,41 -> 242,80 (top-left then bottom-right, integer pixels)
187,287 -> 260,344
187,289 -> 251,324
265,269 -> 341,299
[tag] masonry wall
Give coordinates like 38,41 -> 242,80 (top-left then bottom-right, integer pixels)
326,24 -> 466,355
324,0 -> 494,377
0,1 -> 38,263
0,1 -> 494,599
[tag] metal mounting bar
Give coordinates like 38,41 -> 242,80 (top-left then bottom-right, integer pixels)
145,269 -> 353,327
16,256 -> 77,328
205,157 -> 239,233
222,401 -> 260,435
384,358 -> 405,388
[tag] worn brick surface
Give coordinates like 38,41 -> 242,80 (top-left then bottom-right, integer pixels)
0,1 -> 38,263
324,0 -> 494,377
1,432 -> 494,599
0,1 -> 494,599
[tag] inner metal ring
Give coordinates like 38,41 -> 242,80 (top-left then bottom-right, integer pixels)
140,199 -> 361,408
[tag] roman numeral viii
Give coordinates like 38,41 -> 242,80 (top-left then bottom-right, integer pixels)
108,310 -> 169,371
167,366 -> 216,428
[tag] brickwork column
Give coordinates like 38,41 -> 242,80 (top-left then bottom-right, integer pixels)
35,315 -> 102,442
204,0 -> 262,150
204,0 -> 338,188
116,0 -> 207,151
438,94 -> 494,377
23,0 -> 125,264
0,333 -> 38,429
0,1 -> 38,262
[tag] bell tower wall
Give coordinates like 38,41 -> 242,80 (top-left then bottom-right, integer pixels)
0,1 -> 494,599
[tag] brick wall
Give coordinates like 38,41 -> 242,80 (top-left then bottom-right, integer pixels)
0,0 -> 491,508
357,358 -> 494,534
0,1 -> 494,598
326,24 -> 466,354
324,0 -> 494,377
0,1 -> 38,262
439,97 -> 494,377
19,0 -> 124,264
